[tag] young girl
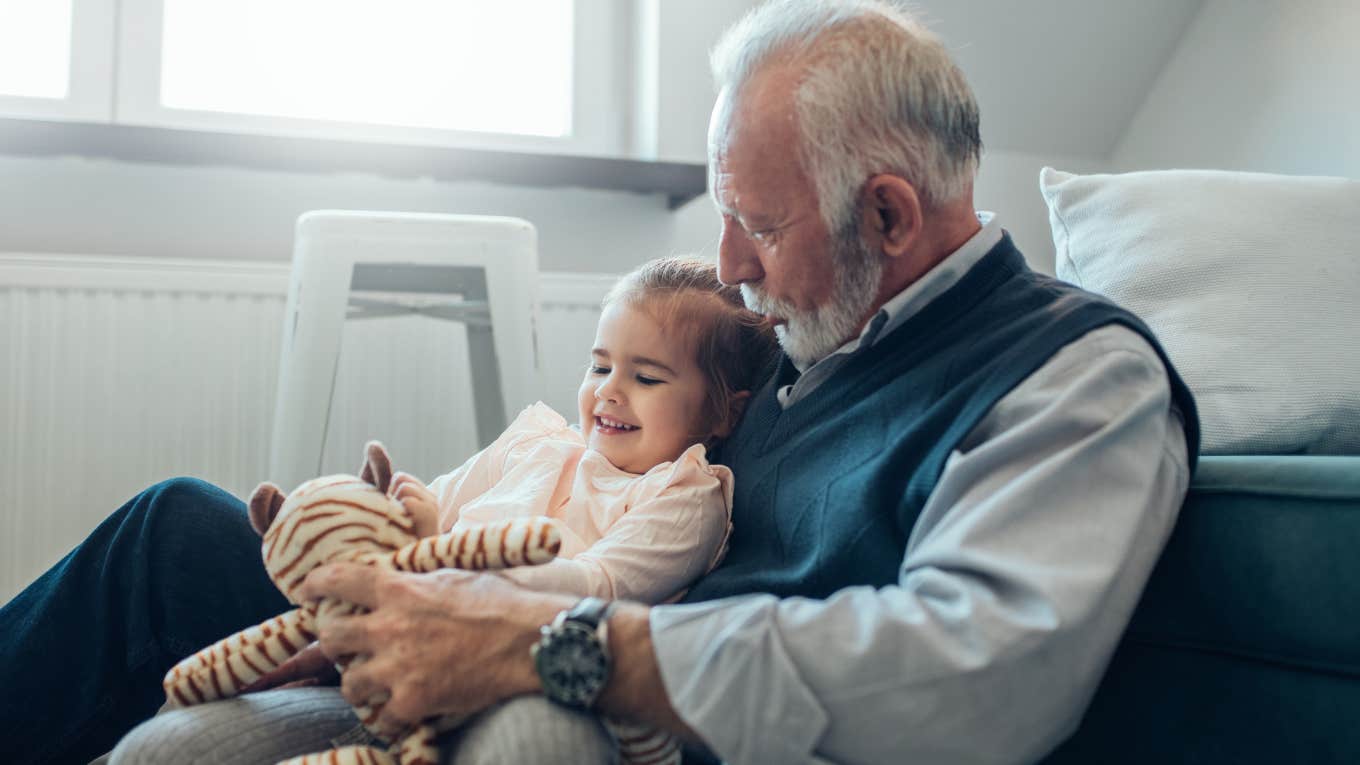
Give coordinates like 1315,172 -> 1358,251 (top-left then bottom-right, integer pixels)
387,254 -> 776,602
386,254 -> 778,762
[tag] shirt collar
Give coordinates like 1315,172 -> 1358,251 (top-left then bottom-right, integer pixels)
792,211 -> 1002,372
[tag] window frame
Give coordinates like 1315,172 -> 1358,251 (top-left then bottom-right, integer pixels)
3,0 -> 633,156
114,0 -> 630,155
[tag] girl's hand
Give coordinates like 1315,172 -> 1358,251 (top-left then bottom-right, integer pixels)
241,641 -> 339,692
389,471 -> 439,538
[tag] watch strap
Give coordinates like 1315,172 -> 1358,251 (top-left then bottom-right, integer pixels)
565,596 -> 614,630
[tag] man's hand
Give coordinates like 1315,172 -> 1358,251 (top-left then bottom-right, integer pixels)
300,563 -> 570,737
388,471 -> 439,538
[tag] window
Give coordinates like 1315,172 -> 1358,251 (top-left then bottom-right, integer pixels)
0,0 -> 73,99
158,1 -> 573,138
1,0 -> 631,156
0,0 -> 115,121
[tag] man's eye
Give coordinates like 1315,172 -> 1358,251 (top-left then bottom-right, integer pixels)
636,375 -> 663,386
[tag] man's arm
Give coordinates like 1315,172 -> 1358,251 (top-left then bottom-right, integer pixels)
646,325 -> 1190,764
596,602 -> 702,739
298,562 -> 695,740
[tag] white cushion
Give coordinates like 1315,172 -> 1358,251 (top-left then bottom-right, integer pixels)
1040,167 -> 1360,455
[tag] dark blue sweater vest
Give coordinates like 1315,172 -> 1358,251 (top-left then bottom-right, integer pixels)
684,234 -> 1199,603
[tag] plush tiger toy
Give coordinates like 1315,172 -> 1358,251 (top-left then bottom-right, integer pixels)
163,441 -> 562,765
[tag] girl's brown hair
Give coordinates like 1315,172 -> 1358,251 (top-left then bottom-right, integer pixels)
604,255 -> 779,443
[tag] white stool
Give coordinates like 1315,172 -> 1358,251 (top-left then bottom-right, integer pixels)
269,210 -> 540,491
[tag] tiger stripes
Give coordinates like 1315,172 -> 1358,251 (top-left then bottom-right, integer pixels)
163,608 -> 317,708
261,476 -> 419,602
607,717 -> 684,765
391,517 -> 561,573
163,461 -> 562,765
272,725 -> 439,765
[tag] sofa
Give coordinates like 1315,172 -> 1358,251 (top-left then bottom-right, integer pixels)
1046,455 -> 1360,762
1036,168 -> 1360,763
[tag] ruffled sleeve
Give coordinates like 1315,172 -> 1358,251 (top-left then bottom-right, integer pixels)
428,402 -> 577,530
497,443 -> 734,604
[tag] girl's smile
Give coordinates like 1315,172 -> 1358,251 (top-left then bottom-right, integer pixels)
577,301 -> 716,474
593,415 -> 640,434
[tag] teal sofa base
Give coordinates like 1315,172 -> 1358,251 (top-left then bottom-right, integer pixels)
1044,456 -> 1360,763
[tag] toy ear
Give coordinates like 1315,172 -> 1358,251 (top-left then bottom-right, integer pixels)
248,482 -> 285,536
359,440 -> 393,494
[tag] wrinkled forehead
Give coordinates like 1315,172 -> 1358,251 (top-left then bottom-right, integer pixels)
709,74 -> 817,219
709,62 -> 803,163
707,87 -> 738,161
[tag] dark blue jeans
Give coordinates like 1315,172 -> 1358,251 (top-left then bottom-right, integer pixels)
0,478 -> 290,765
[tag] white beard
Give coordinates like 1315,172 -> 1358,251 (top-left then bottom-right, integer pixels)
740,227 -> 885,368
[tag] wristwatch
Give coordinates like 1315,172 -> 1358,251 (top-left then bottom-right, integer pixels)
531,597 -> 615,709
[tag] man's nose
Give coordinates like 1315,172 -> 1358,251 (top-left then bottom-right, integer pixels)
717,219 -> 764,286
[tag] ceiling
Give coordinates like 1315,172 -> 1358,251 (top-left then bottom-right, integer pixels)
913,0 -> 1206,158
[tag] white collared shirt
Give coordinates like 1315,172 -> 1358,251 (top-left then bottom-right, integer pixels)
650,213 -> 1190,764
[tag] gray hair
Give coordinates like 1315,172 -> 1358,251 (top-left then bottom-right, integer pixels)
710,0 -> 982,234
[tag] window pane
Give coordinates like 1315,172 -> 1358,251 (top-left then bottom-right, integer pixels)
0,0 -> 73,99
161,0 -> 573,137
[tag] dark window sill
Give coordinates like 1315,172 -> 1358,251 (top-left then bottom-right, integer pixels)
0,117 -> 708,209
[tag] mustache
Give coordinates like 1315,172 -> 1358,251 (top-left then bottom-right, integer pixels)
740,283 -> 793,315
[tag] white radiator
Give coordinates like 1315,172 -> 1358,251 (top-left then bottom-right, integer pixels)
0,253 -> 613,603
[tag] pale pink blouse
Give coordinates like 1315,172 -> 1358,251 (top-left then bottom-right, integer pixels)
426,402 -> 734,604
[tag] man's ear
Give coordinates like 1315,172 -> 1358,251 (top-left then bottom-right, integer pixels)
713,390 -> 753,440
359,440 -> 393,494
859,174 -> 923,259
248,482 -> 285,536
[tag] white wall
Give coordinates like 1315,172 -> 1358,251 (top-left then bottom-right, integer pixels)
648,0 -> 758,163
973,150 -> 1110,275
0,153 -> 686,274
920,0 -> 1203,159
1113,0 -> 1360,179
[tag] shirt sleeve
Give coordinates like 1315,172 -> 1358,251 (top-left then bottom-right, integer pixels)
649,325 -> 1191,765
426,449 -> 496,530
497,457 -> 733,604
427,402 -> 570,530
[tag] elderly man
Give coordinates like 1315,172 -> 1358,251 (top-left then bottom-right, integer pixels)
2,1 -> 1197,763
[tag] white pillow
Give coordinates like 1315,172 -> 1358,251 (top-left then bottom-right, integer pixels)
1040,167 -> 1360,455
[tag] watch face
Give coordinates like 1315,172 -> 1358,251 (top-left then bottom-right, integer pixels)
535,623 -> 609,707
